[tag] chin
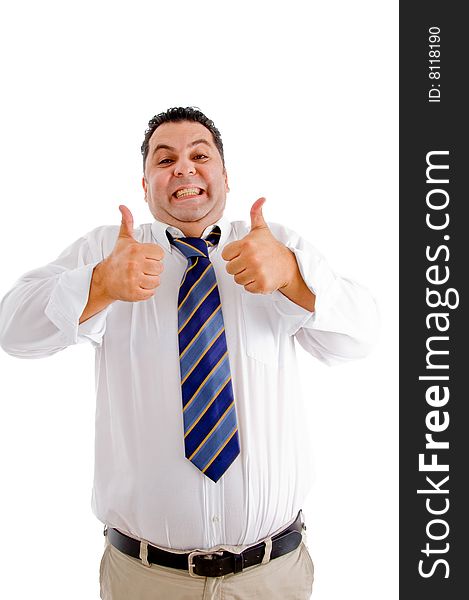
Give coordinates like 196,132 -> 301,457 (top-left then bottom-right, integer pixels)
174,205 -> 214,222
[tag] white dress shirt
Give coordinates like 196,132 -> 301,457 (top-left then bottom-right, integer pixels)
0,216 -> 378,550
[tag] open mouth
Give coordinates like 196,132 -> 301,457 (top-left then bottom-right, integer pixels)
173,187 -> 204,199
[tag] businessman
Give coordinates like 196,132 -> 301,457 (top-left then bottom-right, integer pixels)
0,107 -> 378,599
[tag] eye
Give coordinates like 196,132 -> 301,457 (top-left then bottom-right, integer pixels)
194,154 -> 208,160
158,158 -> 173,165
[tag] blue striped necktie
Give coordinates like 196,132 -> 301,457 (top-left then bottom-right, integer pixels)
167,227 -> 240,482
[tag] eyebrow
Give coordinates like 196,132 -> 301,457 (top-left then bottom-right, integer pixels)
152,139 -> 212,155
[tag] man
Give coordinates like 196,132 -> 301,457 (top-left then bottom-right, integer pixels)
0,107 -> 378,599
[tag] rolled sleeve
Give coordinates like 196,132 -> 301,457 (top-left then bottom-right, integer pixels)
272,245 -> 337,336
0,226 -> 116,358
270,225 -> 379,364
45,261 -> 110,346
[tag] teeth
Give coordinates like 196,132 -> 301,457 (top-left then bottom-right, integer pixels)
176,188 -> 201,198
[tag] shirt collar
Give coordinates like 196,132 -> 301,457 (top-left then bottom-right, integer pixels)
151,217 -> 232,254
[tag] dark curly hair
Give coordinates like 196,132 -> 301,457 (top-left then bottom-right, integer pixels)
141,107 -> 225,172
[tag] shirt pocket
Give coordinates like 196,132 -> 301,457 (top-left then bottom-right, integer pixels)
240,292 -> 283,367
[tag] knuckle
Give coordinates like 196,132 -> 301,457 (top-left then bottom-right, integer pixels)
145,243 -> 164,258
128,244 -> 140,257
250,255 -> 261,268
126,260 -> 139,274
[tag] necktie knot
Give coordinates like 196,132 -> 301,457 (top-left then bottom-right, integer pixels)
167,227 -> 221,260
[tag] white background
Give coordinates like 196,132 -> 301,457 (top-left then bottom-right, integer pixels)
0,1 -> 398,598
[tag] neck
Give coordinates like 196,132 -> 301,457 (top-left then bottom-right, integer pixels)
178,224 -> 206,238
172,218 -> 220,238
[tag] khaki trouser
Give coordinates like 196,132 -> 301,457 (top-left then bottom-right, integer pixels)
100,533 -> 314,599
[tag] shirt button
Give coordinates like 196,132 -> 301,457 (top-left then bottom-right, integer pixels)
212,515 -> 220,523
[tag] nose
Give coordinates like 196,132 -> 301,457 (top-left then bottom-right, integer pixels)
174,158 -> 196,177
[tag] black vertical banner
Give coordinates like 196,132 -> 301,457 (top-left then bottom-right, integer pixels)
400,2 -> 467,598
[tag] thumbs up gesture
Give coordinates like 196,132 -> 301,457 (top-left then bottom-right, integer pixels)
98,205 -> 165,302
221,198 -> 297,294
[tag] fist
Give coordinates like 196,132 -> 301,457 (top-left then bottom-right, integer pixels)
221,198 -> 296,294
99,205 -> 164,302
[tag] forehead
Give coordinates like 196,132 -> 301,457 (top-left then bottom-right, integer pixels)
148,121 -> 216,151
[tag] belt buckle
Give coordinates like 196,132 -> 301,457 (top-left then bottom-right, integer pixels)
188,550 -> 224,577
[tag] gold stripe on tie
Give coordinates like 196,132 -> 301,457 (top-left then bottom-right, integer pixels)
179,305 -> 222,360
183,351 -> 228,412
180,257 -> 199,289
177,239 -> 207,256
188,401 -> 236,461
178,263 -> 212,311
181,328 -> 225,385
202,427 -> 238,473
184,375 -> 231,438
177,282 -> 218,334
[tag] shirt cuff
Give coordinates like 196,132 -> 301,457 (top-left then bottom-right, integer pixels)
44,261 -> 110,346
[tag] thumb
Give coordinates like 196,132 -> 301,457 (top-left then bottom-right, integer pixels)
249,197 -> 268,231
118,205 -> 135,239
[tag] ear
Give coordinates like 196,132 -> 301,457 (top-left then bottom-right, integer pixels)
224,169 -> 230,193
142,176 -> 148,202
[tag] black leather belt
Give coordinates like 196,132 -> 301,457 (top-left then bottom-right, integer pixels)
106,511 -> 304,578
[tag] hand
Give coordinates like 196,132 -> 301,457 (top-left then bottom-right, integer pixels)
221,198 -> 297,294
97,205 -> 165,302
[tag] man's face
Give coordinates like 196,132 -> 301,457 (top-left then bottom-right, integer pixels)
142,121 -> 229,237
